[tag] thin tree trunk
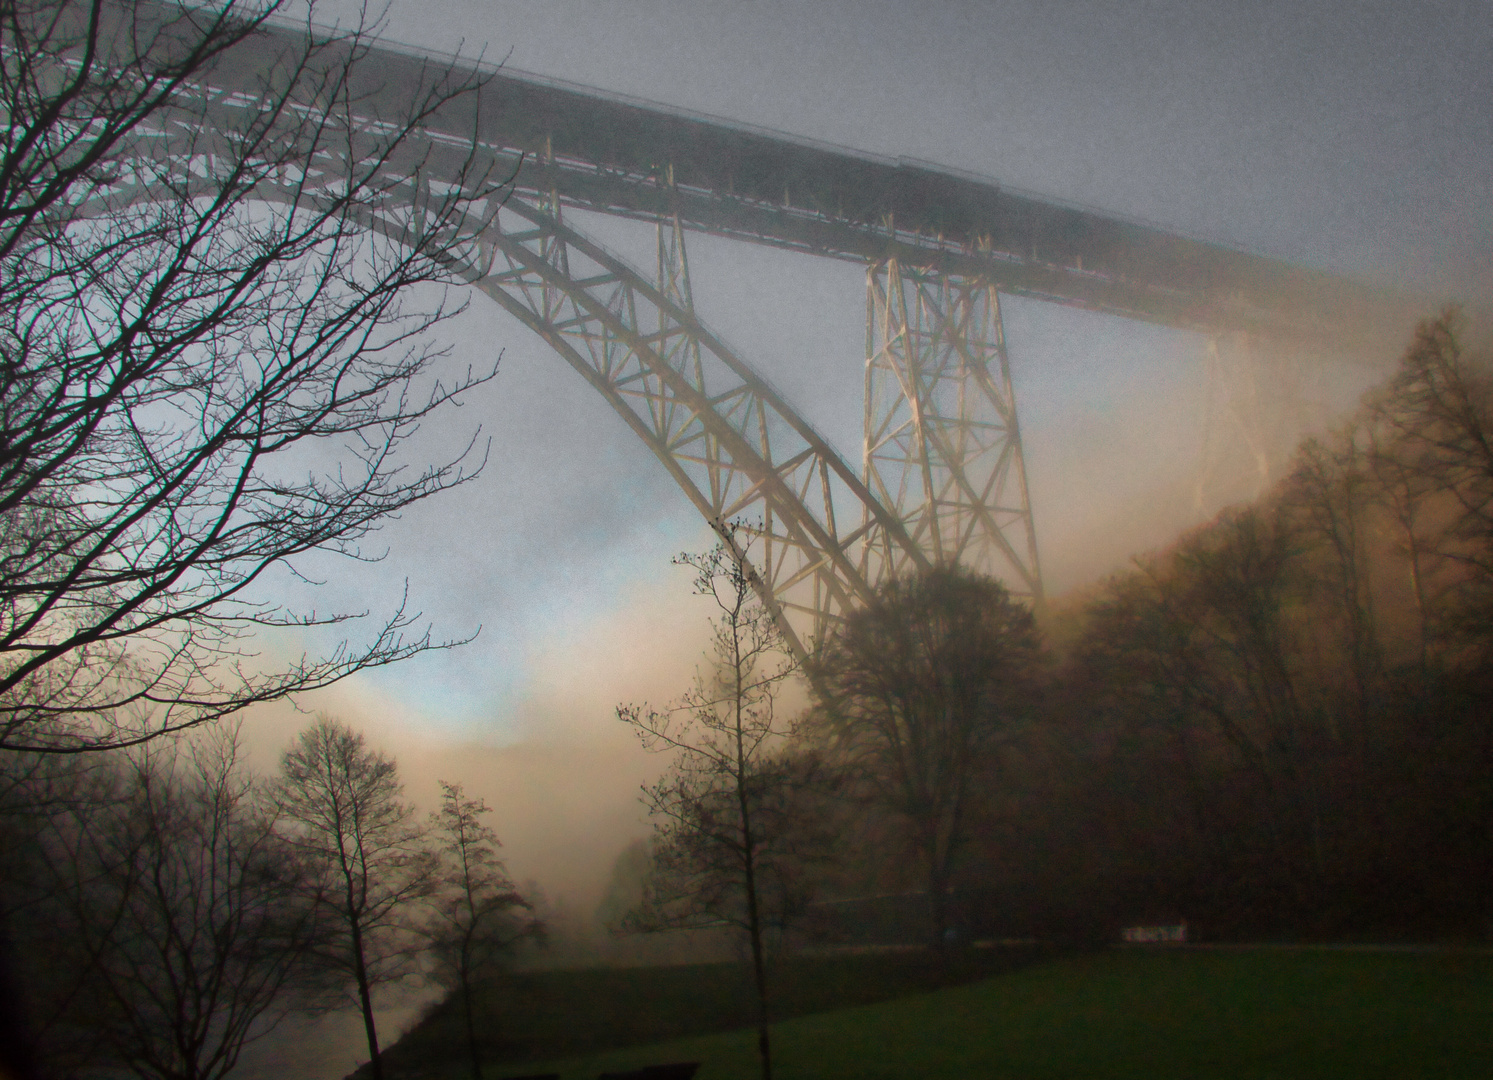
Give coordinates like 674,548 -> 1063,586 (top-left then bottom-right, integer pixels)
349,914 -> 383,1080
462,876 -> 484,1080
930,861 -> 949,951
746,895 -> 772,1080
1406,531 -> 1430,677
739,762 -> 772,1080
736,633 -> 772,1080
462,975 -> 482,1080
921,811 -> 952,952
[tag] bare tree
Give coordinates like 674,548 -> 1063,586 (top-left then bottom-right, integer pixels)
1281,434 -> 1384,746
426,780 -> 540,1080
10,725 -> 318,1080
1369,309 -> 1493,658
1365,423 -> 1441,675
810,565 -> 1040,949
0,747 -> 123,1075
0,0 -> 504,752
1080,510 -> 1339,908
618,527 -> 830,1080
275,715 -> 435,1080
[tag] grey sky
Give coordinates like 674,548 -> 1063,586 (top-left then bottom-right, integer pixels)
373,0 -> 1491,286
268,0 -> 1490,741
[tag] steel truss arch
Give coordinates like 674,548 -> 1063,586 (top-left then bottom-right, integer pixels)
79,137 -> 924,657
57,14 -> 1014,651
53,1 -> 1421,663
454,193 -> 930,656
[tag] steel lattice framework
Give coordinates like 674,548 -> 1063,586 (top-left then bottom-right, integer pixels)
864,259 -> 1041,598
461,187 -> 928,655
68,1 -> 1421,653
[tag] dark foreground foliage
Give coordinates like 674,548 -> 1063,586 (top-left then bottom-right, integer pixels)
1005,309 -> 1493,945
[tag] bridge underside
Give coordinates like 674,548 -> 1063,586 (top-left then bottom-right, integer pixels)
102,1 -> 1417,654
460,191 -> 1041,652
459,186 -> 1019,655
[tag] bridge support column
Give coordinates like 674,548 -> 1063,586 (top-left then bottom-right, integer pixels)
1194,333 -> 1321,510
863,259 -> 1043,599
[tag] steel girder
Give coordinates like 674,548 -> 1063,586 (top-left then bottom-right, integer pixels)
101,2 -> 1417,353
864,260 -> 1043,599
60,83 -> 932,657
59,3 -> 1413,657
459,191 -> 930,656
58,12 -> 1024,645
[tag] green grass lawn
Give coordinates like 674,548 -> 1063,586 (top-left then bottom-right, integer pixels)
379,947 -> 1047,1076
478,948 -> 1493,1080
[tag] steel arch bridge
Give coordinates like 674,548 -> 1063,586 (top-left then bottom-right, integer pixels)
84,2 -> 1416,657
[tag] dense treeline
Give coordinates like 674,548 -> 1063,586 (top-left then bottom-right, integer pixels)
605,309 -> 1493,955
946,309 -> 1493,942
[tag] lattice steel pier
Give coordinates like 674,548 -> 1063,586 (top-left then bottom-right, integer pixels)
864,258 -> 1041,600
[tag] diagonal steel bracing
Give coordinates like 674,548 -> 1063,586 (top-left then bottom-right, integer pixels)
459,191 -> 930,655
1193,333 -> 1326,510
88,2 -> 1413,652
70,45 -> 937,654
864,259 -> 1042,598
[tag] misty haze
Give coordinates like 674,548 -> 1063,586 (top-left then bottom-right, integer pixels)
2,2 -> 1490,1080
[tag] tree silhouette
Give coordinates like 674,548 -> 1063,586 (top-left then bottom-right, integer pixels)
0,0 -> 501,752
275,715 -> 435,1080
426,780 -> 539,1080
811,565 -> 1039,948
619,526 -> 832,1080
7,725 -> 318,1080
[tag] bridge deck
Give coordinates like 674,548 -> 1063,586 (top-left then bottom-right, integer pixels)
189,2 -> 1422,349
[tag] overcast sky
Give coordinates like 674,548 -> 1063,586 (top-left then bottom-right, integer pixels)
237,0 -> 1492,912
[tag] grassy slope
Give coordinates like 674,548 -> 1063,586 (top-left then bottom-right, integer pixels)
494,948 -> 1493,1080
379,947 -> 1047,1076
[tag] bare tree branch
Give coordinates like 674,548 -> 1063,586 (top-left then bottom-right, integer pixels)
617,523 -> 834,1080
0,1 -> 509,751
